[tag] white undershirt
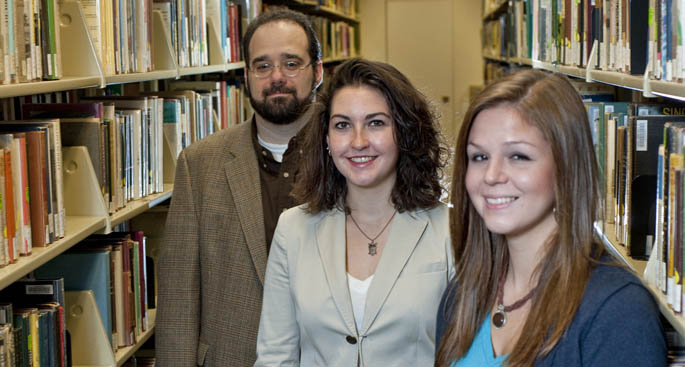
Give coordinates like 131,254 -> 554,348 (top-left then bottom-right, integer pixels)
257,135 -> 288,163
347,273 -> 374,332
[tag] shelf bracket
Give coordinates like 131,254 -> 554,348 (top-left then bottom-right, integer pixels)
643,60 -> 656,98
59,2 -> 106,88
152,10 -> 180,80
62,146 -> 110,232
585,40 -> 598,83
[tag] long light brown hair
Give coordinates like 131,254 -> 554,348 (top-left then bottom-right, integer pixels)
436,69 -> 604,366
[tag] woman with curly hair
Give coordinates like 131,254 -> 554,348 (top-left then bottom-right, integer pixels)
255,58 -> 454,366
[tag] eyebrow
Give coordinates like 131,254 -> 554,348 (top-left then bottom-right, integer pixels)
251,53 -> 305,64
330,112 -> 392,120
467,140 -> 538,149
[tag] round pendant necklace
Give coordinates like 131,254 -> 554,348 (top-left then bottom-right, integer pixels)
492,259 -> 537,329
348,210 -> 397,256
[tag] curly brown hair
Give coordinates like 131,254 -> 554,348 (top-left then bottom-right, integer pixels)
292,58 -> 448,213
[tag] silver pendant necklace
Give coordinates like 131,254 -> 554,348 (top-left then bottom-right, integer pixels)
348,210 -> 397,256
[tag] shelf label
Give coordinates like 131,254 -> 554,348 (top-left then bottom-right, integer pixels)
636,120 -> 648,151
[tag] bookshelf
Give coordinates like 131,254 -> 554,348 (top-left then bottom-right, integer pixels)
0,0 -> 365,364
263,0 -> 360,62
594,223 -> 685,337
480,0 -> 685,347
274,0 -> 359,23
483,0 -> 507,21
114,309 -> 157,367
0,216 -> 106,290
0,0 -> 261,365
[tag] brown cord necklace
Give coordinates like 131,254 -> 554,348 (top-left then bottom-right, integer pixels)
492,259 -> 537,329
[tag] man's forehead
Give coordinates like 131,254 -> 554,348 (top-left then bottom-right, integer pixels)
248,21 -> 309,62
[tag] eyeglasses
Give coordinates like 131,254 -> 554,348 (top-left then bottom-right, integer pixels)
249,59 -> 313,79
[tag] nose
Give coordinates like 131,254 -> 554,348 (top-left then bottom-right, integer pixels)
484,158 -> 507,185
270,64 -> 286,82
352,127 -> 369,150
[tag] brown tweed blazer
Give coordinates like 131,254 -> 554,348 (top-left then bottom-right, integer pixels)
156,120 -> 267,366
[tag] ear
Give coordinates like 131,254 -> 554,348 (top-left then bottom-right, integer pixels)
243,68 -> 251,93
313,61 -> 324,90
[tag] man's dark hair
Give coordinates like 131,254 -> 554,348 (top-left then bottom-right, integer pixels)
242,8 -> 322,66
292,58 -> 448,214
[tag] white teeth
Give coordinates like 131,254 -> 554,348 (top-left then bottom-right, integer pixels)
350,157 -> 373,163
486,197 -> 516,204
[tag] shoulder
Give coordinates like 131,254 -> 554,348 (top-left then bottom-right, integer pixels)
181,121 -> 253,162
279,204 -> 323,224
414,202 -> 449,226
582,260 -> 652,308
572,260 -> 661,337
275,204 -> 333,233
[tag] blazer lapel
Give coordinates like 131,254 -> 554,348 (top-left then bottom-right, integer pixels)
361,211 -> 428,333
316,210 -> 358,335
225,122 -> 268,285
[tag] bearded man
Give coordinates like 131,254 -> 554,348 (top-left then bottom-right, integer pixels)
156,8 -> 324,366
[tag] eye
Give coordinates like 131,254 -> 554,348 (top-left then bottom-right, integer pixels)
368,119 -> 386,127
511,153 -> 531,161
469,153 -> 487,162
254,62 -> 272,71
283,59 -> 303,71
333,121 -> 350,129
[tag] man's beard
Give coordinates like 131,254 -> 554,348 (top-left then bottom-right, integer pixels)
249,84 -> 314,125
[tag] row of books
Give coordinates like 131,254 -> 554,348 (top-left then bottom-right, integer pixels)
485,0 -> 651,76
312,15 -> 358,60
20,98 -> 167,214
0,120 -> 67,265
484,58 -> 529,82
0,229 -> 153,365
315,0 -> 358,18
36,231 -> 154,352
262,4 -> 358,60
666,322 -> 685,366
0,0 -> 256,85
0,0 -> 63,84
153,0 -> 252,69
86,0 -> 252,74
0,78 -> 250,267
580,97 -> 685,316
0,278 -> 67,367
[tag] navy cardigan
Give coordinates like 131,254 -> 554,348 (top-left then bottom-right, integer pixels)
435,262 -> 668,366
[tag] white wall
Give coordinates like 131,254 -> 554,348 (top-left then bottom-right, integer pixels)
358,0 -> 483,142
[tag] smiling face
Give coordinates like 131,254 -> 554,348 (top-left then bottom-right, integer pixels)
327,86 -> 399,194
465,105 -> 557,244
246,20 -> 322,124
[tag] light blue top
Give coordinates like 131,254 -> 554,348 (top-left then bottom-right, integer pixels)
453,314 -> 507,367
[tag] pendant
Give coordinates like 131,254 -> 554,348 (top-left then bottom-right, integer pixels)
492,304 -> 507,329
368,240 -> 378,256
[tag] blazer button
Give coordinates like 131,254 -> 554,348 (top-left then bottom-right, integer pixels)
346,335 -> 357,344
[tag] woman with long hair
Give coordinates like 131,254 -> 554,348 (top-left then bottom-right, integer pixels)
435,69 -> 666,366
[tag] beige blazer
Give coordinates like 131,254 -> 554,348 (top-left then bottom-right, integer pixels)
255,204 -> 455,367
157,120 -> 269,366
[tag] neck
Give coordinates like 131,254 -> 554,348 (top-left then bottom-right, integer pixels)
505,219 -> 557,292
346,190 -> 395,222
254,105 -> 313,145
